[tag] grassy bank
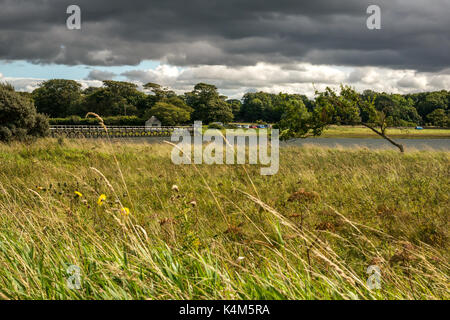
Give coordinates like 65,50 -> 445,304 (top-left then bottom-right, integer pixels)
0,139 -> 448,299
320,126 -> 450,139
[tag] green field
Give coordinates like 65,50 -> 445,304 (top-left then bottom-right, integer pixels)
0,139 -> 448,299
320,126 -> 450,139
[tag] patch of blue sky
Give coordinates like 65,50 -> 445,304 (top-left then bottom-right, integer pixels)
0,60 -> 160,80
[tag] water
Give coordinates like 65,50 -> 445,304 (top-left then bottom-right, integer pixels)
115,137 -> 450,151
283,138 -> 450,151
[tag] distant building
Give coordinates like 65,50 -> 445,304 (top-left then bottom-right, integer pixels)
145,116 -> 162,128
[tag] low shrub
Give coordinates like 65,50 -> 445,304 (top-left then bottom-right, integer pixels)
0,82 -> 49,142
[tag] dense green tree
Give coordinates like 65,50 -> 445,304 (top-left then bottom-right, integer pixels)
82,87 -> 124,116
0,83 -> 49,142
241,92 -> 314,123
186,83 -> 233,123
371,93 -> 421,126
227,99 -> 242,120
241,92 -> 271,122
242,96 -> 264,121
416,91 -> 449,120
102,80 -> 144,116
277,98 -> 325,139
32,79 -> 82,117
81,81 -> 146,117
427,109 -> 449,127
143,102 -> 192,126
406,90 -> 449,122
83,87 -> 101,96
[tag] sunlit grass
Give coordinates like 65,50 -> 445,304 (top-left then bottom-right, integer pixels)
0,138 -> 448,300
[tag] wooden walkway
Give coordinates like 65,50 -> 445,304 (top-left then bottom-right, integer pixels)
50,125 -> 193,138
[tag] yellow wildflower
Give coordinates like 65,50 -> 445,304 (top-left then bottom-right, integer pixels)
74,191 -> 83,198
120,207 -> 130,216
192,237 -> 201,249
97,194 -> 107,206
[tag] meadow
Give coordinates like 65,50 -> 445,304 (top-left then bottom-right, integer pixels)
0,139 -> 448,299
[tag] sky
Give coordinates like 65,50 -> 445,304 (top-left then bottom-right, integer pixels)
0,0 -> 449,98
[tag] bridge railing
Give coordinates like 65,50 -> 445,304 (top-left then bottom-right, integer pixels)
49,125 -> 194,138
50,125 -> 193,130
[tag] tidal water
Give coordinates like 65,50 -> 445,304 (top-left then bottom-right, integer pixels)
283,137 -> 450,151
112,137 -> 450,151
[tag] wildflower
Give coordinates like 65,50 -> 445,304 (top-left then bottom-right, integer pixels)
236,256 -> 245,263
120,207 -> 130,216
192,237 -> 201,249
97,194 -> 107,206
36,186 -> 43,191
74,191 -> 83,198
172,185 -> 179,192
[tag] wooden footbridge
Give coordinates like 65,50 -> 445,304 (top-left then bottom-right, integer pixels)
50,125 -> 193,138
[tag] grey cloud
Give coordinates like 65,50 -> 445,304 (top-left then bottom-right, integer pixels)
397,76 -> 425,89
0,0 -> 449,71
85,69 -> 117,80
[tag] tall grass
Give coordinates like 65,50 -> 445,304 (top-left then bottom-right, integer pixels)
0,138 -> 448,299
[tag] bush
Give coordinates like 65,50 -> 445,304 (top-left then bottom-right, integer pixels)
28,113 -> 50,138
208,123 -> 225,130
0,83 -> 49,142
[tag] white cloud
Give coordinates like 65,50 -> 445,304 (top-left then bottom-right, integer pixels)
122,63 -> 450,98
0,74 -> 43,92
0,73 -> 103,92
4,64 -> 450,100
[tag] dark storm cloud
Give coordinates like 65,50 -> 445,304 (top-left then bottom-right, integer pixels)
0,0 -> 449,71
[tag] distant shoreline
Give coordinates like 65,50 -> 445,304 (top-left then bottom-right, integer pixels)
315,126 -> 450,139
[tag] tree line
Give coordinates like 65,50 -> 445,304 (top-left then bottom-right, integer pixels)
31,79 -> 449,127
1,79 -> 448,144
32,80 -> 233,126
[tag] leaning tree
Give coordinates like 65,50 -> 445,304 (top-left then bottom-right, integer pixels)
277,85 -> 405,152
